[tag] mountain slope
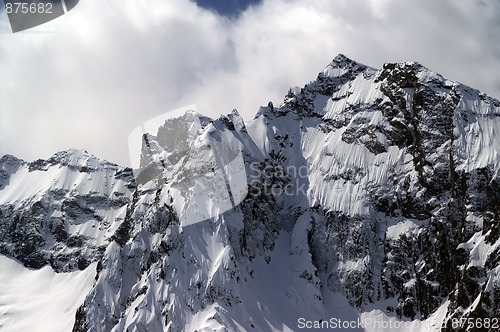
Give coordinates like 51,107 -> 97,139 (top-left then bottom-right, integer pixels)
1,55 -> 499,331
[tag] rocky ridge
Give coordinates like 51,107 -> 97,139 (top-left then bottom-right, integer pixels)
0,54 -> 499,331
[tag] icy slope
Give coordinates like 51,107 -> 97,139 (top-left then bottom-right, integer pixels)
0,255 -> 96,332
0,54 -> 499,331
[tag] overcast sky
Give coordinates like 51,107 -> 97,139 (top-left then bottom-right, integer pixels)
1,0 -> 499,166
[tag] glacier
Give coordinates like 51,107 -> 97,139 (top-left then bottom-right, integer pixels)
0,54 -> 499,331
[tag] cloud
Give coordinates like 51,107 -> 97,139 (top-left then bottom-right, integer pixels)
1,0 -> 499,166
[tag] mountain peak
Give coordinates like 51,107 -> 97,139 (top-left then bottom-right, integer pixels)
331,53 -> 355,66
25,148 -> 118,173
0,154 -> 22,165
322,54 -> 372,78
330,53 -> 369,69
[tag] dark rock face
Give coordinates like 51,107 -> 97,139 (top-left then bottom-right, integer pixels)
1,56 -> 499,331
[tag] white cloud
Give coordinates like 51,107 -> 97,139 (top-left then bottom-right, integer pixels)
1,0 -> 499,166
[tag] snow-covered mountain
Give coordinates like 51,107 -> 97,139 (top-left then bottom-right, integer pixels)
1,54 -> 499,331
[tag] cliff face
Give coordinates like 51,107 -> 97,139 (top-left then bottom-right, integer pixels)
1,55 -> 499,331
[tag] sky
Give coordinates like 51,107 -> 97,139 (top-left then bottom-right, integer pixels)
195,0 -> 261,16
0,0 -> 499,167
